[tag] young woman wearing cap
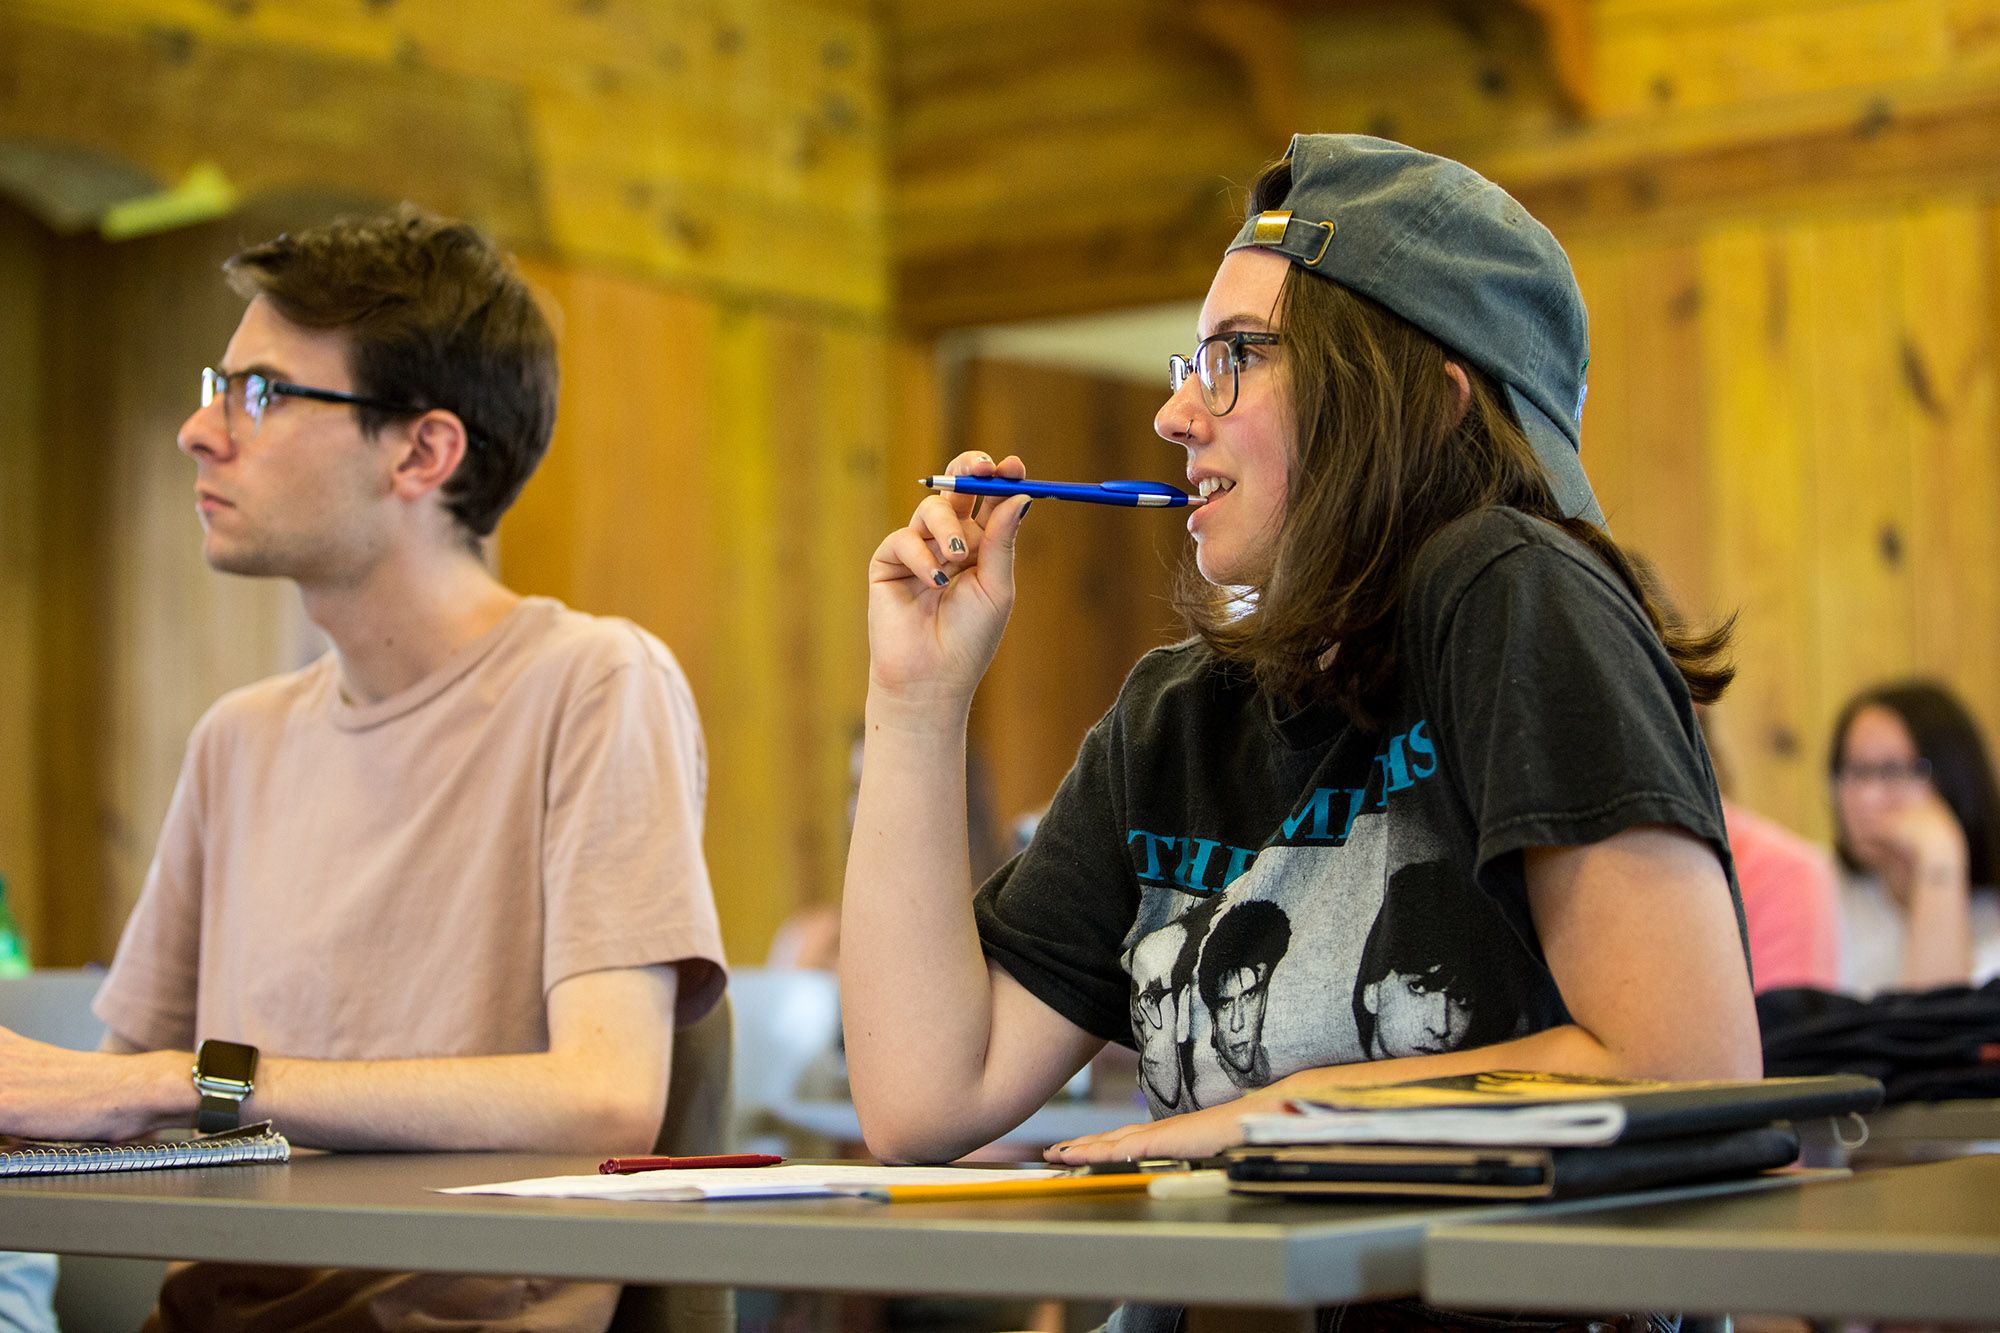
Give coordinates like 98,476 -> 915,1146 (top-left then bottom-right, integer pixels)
842,135 -> 1760,1170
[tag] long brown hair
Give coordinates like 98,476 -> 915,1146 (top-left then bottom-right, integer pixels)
1178,175 -> 1733,725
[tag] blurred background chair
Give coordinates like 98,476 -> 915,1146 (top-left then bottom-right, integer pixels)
609,990 -> 736,1333
725,966 -> 846,1157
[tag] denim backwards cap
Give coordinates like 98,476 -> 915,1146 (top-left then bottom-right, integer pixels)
1226,134 -> 1603,525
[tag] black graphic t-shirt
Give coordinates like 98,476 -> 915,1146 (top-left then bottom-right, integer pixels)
974,508 -> 1746,1118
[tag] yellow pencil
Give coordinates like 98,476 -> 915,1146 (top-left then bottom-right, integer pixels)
863,1172 -> 1177,1203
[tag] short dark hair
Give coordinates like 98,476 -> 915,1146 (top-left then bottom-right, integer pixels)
223,206 -> 558,541
1351,860 -> 1516,1052
1195,899 -> 1290,1009
1829,680 -> 2000,885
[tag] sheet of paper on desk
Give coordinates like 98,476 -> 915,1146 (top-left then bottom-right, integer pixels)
439,1164 -> 1063,1202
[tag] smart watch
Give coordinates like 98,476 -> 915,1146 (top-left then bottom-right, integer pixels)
192,1038 -> 259,1134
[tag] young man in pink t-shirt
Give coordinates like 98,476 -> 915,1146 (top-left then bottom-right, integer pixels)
0,209 -> 727,1332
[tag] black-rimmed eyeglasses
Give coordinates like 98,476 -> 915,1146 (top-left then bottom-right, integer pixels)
199,367 -> 426,442
1168,331 -> 1281,417
1831,758 -> 1933,789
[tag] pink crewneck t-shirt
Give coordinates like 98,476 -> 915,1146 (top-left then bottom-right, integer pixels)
96,596 -> 726,1332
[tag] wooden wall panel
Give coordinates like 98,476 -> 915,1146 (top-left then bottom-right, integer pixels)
1696,223 -> 1823,828
891,0 -> 2000,328
1902,202 -> 2000,747
59,223 -> 312,958
0,206 -> 48,947
959,360 -> 1186,834
1592,0 -> 2000,118
2,216 -> 306,965
1803,215 -> 1920,720
3,0 -> 888,313
1620,243 -> 1713,605
1572,235 -> 1716,610
501,264 -> 888,958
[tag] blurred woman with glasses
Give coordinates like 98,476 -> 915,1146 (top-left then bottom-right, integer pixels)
1828,681 -> 2000,995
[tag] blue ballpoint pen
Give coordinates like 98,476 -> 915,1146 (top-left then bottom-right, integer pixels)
919,475 -> 1205,508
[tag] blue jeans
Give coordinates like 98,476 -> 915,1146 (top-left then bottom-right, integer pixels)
0,1253 -> 57,1333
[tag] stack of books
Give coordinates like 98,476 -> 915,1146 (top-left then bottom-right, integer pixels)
1224,1070 -> 1883,1200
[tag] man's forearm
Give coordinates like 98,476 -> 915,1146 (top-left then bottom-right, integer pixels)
1,1041 -> 658,1152
34,966 -> 681,1152
243,1048 -> 666,1153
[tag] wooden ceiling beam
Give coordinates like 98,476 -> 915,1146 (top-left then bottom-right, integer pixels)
0,13 -> 546,246
889,0 -> 1587,329
895,72 -> 2000,330
1512,0 -> 1597,116
1496,72 -> 2000,237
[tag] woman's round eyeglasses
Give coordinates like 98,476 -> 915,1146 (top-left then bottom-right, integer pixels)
1168,330 -> 1281,417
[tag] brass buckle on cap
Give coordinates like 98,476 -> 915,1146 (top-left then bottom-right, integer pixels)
1249,211 -> 1336,266
1250,210 -> 1292,246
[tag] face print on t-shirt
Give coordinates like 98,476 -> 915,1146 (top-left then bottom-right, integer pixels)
1353,859 -> 1508,1058
1127,912 -> 1197,1111
1196,898 -> 1289,1088
1120,720 -> 1535,1117
1363,967 -> 1471,1056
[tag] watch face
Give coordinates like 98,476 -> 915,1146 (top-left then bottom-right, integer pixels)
197,1039 -> 258,1086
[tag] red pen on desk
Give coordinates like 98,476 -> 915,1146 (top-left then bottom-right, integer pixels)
598,1153 -> 784,1175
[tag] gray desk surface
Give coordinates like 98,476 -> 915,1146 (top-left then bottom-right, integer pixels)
1796,1098 -> 2000,1167
1862,1097 -> 2000,1142
1423,1155 -> 2000,1322
0,1151 -> 1481,1310
0,1152 -> 1793,1316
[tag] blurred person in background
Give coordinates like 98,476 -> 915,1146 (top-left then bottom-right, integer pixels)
1828,680 -> 2000,995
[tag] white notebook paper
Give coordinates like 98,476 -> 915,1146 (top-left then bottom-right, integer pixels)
440,1163 -> 1061,1202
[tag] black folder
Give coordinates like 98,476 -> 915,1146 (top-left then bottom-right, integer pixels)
1222,1125 -> 1803,1201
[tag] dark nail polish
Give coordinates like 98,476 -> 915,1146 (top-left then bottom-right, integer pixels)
932,570 -> 949,587
948,537 -> 965,555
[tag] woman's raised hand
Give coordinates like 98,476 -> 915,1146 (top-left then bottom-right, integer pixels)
866,451 -> 1031,708
1877,789 -> 1971,910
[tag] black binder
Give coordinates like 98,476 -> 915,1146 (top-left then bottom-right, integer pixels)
1223,1125 -> 1803,1200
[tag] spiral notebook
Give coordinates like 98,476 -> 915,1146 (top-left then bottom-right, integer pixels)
0,1121 -> 290,1177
